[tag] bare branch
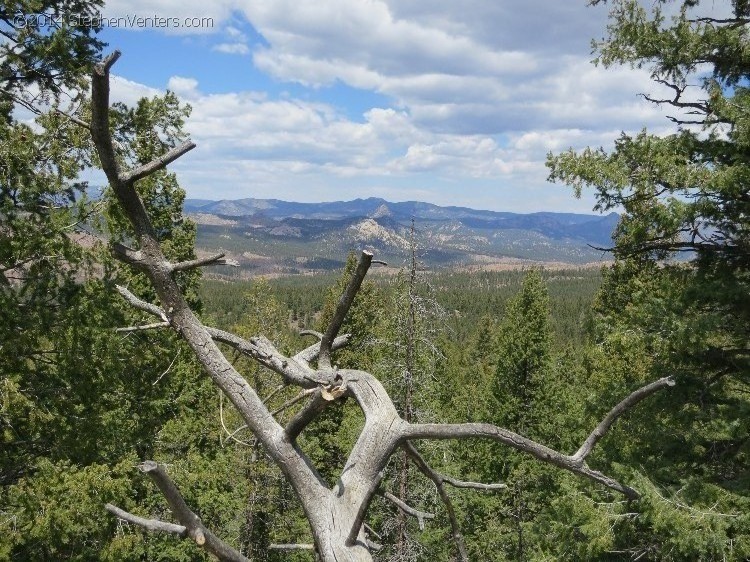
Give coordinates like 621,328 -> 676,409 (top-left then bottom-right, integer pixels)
115,322 -> 170,333
687,16 -> 750,27
285,389 -> 329,441
91,51 -> 123,185
138,461 -> 251,562
402,377 -> 674,500
294,334 -> 351,364
318,250 -> 374,369
365,523 -> 381,541
111,243 -> 146,268
262,384 -> 286,405
98,50 -> 121,72
299,329 -> 324,340
120,141 -> 197,185
205,326 -> 321,388
379,490 -> 435,531
405,423 -> 639,499
105,504 -> 187,536
573,376 -> 675,462
269,544 -> 316,551
0,87 -> 91,129
271,388 -> 317,417
115,285 -> 168,322
170,253 -> 240,272
153,352 -> 180,386
403,443 -> 469,562
219,392 -> 253,447
441,475 -> 507,492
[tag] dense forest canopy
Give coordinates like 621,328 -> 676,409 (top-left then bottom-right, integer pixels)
0,0 -> 748,560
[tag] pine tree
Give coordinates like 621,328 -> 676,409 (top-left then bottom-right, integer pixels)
547,1 -> 750,558
491,269 -> 553,561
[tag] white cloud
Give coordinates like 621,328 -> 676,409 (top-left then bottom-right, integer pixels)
213,42 -> 250,55
98,0 -> 734,212
167,76 -> 199,97
110,75 -> 161,105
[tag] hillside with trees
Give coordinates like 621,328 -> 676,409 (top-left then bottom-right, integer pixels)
1,0 -> 748,560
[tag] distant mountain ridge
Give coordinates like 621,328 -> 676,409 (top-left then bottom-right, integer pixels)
186,197 -> 617,243
185,196 -> 618,275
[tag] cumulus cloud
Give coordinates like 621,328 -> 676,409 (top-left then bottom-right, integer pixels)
98,0 -> 730,211
213,42 -> 250,55
110,75 -> 161,105
167,76 -> 200,97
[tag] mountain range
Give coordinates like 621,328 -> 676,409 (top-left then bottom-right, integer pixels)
185,197 -> 618,276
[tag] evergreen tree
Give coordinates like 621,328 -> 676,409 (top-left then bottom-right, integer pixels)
488,270 -> 553,560
0,8 -> 220,553
376,224 -> 446,561
547,1 -> 750,558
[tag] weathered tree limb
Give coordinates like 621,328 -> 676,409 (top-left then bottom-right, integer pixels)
170,253 -> 240,272
112,286 -> 346,391
271,388 -> 317,417
205,326 -> 322,387
115,285 -> 168,322
300,329 -> 324,340
379,490 -> 435,530
285,389 -> 329,441
93,53 -> 330,539
269,543 -> 316,551
112,283 -> 347,392
105,503 -> 187,536
441,476 -> 507,491
573,376 -> 675,462
399,377 -> 675,503
111,243 -> 146,268
338,370 -> 406,547
294,334 -> 351,364
115,321 -> 170,333
406,423 -> 639,498
120,141 -> 196,184
403,442 -> 469,562
318,250 -> 373,369
138,461 -> 251,561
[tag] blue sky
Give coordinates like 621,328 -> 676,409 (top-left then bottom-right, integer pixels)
93,0 -> 701,213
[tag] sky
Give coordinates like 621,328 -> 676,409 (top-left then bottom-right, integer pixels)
92,0 -> 686,213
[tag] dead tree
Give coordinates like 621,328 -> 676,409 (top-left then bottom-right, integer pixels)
92,52 -> 675,562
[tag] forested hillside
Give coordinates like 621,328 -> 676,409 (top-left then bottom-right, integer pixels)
186,197 -> 618,271
1,0 -> 748,560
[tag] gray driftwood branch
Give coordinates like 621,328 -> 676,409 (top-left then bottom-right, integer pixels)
318,250 -> 373,369
138,461 -> 250,561
573,376 -> 675,462
105,504 -> 187,536
170,253 -> 240,272
403,442 -> 469,562
379,491 -> 435,530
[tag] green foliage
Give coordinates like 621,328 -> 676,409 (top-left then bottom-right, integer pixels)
4,456 -> 138,560
493,270 -> 552,437
0,0 -> 104,118
0,11 -> 216,556
104,92 -> 201,308
546,1 -> 750,559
